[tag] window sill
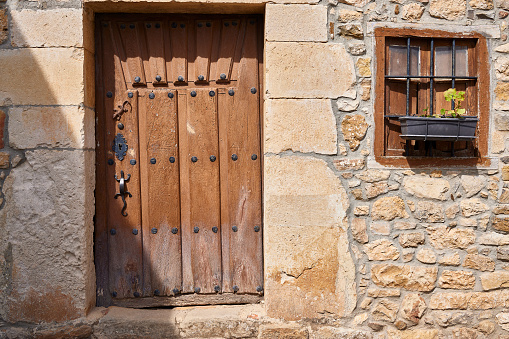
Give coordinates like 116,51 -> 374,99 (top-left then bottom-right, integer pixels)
368,156 -> 498,170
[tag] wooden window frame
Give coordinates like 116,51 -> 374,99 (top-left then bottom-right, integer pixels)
374,27 -> 490,168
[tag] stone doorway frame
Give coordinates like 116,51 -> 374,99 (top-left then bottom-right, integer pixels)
83,0 -> 266,310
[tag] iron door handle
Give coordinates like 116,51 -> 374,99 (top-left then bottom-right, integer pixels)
114,170 -> 132,217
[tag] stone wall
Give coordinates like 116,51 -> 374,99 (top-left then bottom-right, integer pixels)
0,0 -> 96,324
263,0 -> 509,337
3,0 -> 509,337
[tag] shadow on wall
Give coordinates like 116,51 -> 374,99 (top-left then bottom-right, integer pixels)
0,1 -> 96,323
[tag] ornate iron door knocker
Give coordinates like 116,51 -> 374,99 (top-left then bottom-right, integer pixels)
113,100 -> 131,121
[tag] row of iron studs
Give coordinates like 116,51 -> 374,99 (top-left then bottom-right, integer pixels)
112,284 -> 263,298
112,20 -> 250,30
106,85 -> 256,94
106,83 -> 257,94
107,153 -> 257,166
110,225 -> 261,236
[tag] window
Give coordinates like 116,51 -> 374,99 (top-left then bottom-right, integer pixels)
374,28 -> 490,167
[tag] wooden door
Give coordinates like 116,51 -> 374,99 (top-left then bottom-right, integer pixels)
95,14 -> 263,307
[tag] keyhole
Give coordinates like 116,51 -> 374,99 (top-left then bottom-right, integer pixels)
118,143 -> 122,150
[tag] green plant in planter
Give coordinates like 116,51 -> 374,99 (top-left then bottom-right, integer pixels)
421,88 -> 466,118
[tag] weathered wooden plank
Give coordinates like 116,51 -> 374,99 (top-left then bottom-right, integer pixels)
144,21 -> 167,84
215,18 -> 241,82
113,294 -> 262,308
179,88 -> 222,294
139,89 -> 181,297
94,19 -> 112,307
194,19 -> 214,82
219,18 -> 263,294
115,22 -> 146,86
169,20 -> 188,83
106,89 -> 143,299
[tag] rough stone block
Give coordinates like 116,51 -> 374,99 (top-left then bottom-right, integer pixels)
495,205 -> 509,215
364,239 -> 399,261
479,232 -> 509,246
265,4 -> 327,42
356,58 -> 371,77
337,9 -> 363,22
463,254 -> 495,272
0,48 -> 84,106
414,201 -> 445,223
460,198 -> 489,217
10,9 -> 83,47
497,313 -> 509,332
387,328 -> 439,339
372,298 -> 399,322
480,271 -> 509,290
9,106 -> 90,149
338,0 -> 370,7
341,114 -> 368,151
403,176 -> 450,201
401,3 -> 425,21
400,294 -> 427,323
266,42 -> 355,98
333,158 -> 365,171
347,42 -> 366,55
367,289 -> 400,297
1,150 -> 95,322
264,225 -> 355,320
351,217 -> 368,243
439,253 -> 461,266
259,325 -> 308,339
370,220 -> 391,235
360,79 -> 371,101
430,292 -> 470,310
496,82 -> 509,101
399,232 -> 425,248
493,216 -> 509,233
427,226 -> 476,249
354,206 -> 369,216
416,248 -> 437,264
439,270 -> 476,289
265,99 -> 337,154
337,23 -> 364,39
461,175 -> 486,197
496,57 -> 509,81
355,170 -> 390,182
469,0 -> 494,9
371,264 -> 438,292
310,327 -> 371,338
498,245 -> 509,261
372,196 -> 409,221
429,0 -> 466,20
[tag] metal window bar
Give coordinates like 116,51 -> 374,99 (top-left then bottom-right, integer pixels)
430,39 -> 434,116
385,38 -> 476,157
452,38 -> 456,110
384,39 -> 477,120
405,38 -> 411,155
406,37 -> 411,117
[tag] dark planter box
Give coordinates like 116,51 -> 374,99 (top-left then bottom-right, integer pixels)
399,116 -> 478,142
